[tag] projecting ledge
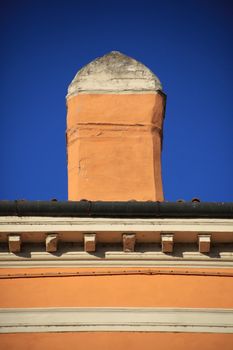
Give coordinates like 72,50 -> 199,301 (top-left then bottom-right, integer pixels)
8,235 -> 21,253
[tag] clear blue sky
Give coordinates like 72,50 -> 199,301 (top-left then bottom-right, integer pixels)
1,0 -> 232,201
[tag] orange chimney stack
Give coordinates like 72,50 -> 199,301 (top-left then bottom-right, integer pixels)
66,51 -> 166,201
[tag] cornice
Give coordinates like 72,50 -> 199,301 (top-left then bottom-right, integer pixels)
0,216 -> 233,267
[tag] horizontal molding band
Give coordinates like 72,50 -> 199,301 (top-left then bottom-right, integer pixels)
1,269 -> 233,280
1,260 -> 233,269
67,90 -> 161,96
1,217 -> 233,234
1,217 -> 232,263
0,218 -> 233,249
0,307 -> 233,334
0,245 -> 233,268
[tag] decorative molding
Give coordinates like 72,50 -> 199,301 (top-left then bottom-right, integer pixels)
1,260 -> 233,269
0,258 -> 233,269
161,234 -> 174,253
84,233 -> 96,252
1,307 -> 233,334
123,234 -> 136,252
0,217 -> 233,235
0,217 -> 232,265
0,243 -> 233,268
8,235 -> 21,253
45,234 -> 58,253
198,235 -> 211,253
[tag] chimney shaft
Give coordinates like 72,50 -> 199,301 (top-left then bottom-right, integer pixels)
66,51 -> 166,201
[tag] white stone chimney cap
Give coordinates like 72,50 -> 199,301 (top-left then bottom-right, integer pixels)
67,51 -> 162,98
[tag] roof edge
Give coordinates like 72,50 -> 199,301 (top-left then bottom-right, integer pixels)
0,201 -> 233,218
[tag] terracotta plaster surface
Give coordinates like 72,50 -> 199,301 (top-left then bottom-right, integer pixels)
66,52 -> 165,201
1,332 -> 233,350
1,267 -> 233,308
67,93 -> 165,126
67,93 -> 165,201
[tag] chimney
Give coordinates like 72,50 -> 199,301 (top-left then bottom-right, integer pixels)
66,51 -> 166,201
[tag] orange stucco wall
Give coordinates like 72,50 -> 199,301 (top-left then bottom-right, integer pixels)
66,93 -> 165,201
1,267 -> 233,308
1,332 -> 233,350
1,267 -> 233,349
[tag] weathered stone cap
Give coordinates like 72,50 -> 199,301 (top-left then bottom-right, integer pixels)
67,51 -> 162,98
